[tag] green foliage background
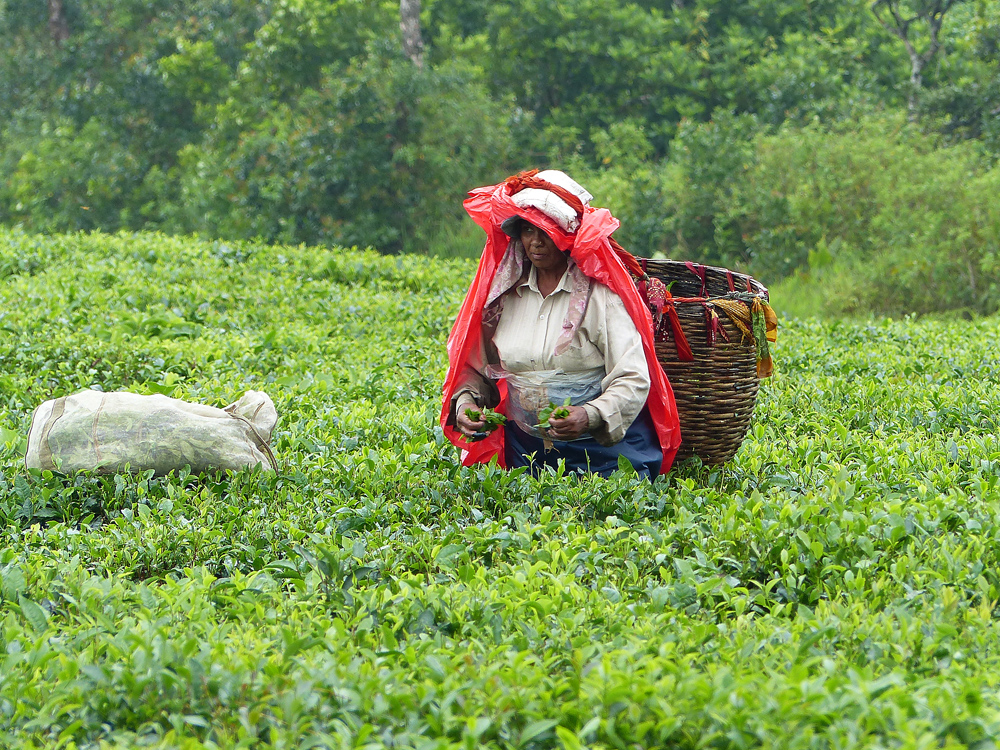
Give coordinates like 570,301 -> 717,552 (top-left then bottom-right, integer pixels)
1,0 -> 999,314
3,230 -> 1000,746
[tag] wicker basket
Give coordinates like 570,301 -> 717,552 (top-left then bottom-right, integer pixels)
641,259 -> 769,466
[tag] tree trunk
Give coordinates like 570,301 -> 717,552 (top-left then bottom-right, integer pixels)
48,0 -> 70,47
400,0 -> 423,68
870,0 -> 965,122
908,54 -> 924,121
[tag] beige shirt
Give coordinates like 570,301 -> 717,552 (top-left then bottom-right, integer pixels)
455,263 -> 650,444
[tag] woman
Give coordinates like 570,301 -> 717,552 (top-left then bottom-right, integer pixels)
441,170 -> 681,478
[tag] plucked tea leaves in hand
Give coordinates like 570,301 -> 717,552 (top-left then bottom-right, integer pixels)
464,407 -> 506,441
537,397 -> 573,431
464,406 -> 506,428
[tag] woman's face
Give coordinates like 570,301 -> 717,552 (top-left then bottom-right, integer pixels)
520,222 -> 566,272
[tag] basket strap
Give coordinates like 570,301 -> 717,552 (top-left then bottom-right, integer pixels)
716,308 -> 730,343
684,262 -> 707,297
664,296 -> 694,362
726,272 -> 735,292
702,302 -> 719,347
745,275 -> 753,293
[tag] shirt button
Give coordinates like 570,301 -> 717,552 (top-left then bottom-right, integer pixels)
539,314 -> 546,320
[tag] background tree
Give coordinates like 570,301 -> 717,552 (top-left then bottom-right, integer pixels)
400,0 -> 424,67
47,0 -> 69,46
919,0 -> 1000,151
871,0 -> 969,117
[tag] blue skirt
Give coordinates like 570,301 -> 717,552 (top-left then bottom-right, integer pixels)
504,406 -> 662,479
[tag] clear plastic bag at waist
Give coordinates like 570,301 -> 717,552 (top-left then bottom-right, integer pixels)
487,366 -> 604,439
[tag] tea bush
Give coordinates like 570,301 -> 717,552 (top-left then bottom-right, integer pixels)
2,229 -> 1000,748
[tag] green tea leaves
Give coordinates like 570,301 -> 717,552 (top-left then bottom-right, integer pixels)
537,397 -> 573,430
519,719 -> 560,745
18,595 -> 48,632
1,564 -> 26,600
464,406 -> 506,442
434,543 -> 466,570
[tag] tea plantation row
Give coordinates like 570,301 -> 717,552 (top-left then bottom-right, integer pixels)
1,229 -> 999,748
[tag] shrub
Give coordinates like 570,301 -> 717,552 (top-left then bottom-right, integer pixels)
597,113 -> 1000,316
737,117 -> 1000,315
0,118 -> 144,232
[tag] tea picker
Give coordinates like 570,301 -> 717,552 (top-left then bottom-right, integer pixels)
442,169 -> 778,477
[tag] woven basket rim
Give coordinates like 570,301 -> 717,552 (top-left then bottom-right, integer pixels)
640,258 -> 769,298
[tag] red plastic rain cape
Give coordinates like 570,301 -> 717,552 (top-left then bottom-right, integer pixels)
440,180 -> 682,474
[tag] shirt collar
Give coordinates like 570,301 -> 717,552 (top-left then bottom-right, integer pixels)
516,260 -> 576,298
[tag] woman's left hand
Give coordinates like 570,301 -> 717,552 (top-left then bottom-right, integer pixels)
546,406 -> 590,441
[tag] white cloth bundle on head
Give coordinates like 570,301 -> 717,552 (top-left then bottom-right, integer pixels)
508,170 -> 594,233
511,189 -> 579,232
535,170 -> 594,205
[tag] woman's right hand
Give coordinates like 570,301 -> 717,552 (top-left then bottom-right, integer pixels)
456,405 -> 486,437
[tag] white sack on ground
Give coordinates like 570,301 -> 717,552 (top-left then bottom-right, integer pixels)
25,390 -> 278,475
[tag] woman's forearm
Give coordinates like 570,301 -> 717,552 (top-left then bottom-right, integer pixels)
590,309 -> 651,444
